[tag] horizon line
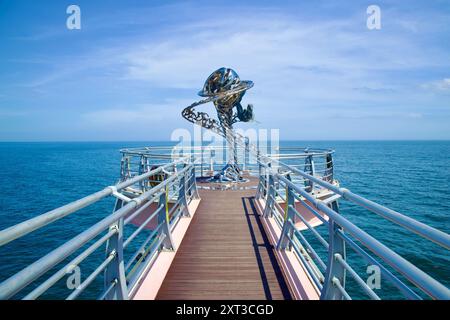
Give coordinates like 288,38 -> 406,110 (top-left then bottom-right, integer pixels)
1,139 -> 450,143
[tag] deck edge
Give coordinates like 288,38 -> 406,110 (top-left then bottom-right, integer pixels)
254,198 -> 320,300
130,198 -> 201,300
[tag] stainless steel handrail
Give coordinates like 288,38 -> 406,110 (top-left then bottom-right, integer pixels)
256,155 -> 450,300
0,160 -> 198,300
0,159 -> 187,247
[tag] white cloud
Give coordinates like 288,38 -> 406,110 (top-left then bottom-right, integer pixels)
10,4 -> 450,139
81,99 -> 192,126
422,78 -> 450,91
116,9 -> 450,124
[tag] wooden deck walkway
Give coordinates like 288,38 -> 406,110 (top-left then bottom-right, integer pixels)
156,185 -> 292,300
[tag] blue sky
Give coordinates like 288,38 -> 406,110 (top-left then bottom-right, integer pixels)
0,0 -> 449,141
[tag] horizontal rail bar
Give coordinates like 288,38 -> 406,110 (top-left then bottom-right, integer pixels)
0,188 -> 111,247
123,205 -> 163,249
332,277 -> 351,300
289,237 -> 324,289
66,251 -> 116,300
123,193 -> 161,225
98,279 -> 117,300
277,174 -> 450,300
0,164 -> 193,299
126,235 -> 165,291
289,221 -> 327,271
289,205 -> 329,249
23,229 -> 117,300
0,160 -> 185,247
334,253 -> 380,300
276,162 -> 450,250
291,192 -> 328,225
336,229 -> 421,300
125,223 -> 163,271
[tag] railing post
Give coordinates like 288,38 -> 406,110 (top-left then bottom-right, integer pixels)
188,165 -> 200,200
244,137 -> 249,172
255,162 -> 264,200
200,147 -> 204,177
158,187 -> 176,251
263,165 -> 275,218
178,169 -> 190,217
257,151 -> 262,176
120,155 -> 125,182
304,153 -> 315,193
320,200 -> 346,300
120,156 -> 131,182
104,200 -> 128,300
277,174 -> 295,250
324,153 -> 334,182
210,148 -> 215,174
138,156 -> 145,191
144,157 -> 151,190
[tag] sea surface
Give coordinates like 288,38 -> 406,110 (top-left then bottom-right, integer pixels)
0,141 -> 449,299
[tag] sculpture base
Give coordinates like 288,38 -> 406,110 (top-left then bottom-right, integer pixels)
208,163 -> 246,183
196,174 -> 254,191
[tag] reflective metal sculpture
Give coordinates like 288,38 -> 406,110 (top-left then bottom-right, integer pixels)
182,68 -> 254,182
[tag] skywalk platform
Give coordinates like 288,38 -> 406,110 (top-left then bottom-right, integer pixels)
1,146 -> 449,300
156,186 -> 291,300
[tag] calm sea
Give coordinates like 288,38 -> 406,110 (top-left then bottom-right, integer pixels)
0,141 -> 449,299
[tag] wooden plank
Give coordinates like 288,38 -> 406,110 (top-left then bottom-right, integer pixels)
156,182 -> 292,300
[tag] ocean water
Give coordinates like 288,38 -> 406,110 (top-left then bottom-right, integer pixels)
0,141 -> 448,299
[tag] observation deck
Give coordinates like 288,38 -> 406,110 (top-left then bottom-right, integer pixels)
0,145 -> 449,300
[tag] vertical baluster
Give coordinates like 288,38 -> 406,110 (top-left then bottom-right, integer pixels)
325,153 -> 334,182
210,148 -> 215,174
120,155 -> 131,181
255,162 -> 264,200
144,157 -> 150,190
263,164 -> 275,218
200,145 -> 204,177
178,167 -> 190,217
244,137 -> 249,172
304,153 -> 316,193
104,200 -> 128,300
137,156 -> 145,191
320,200 -> 346,300
158,186 -> 175,251
277,174 -> 295,250
188,164 -> 200,200
120,154 -> 126,182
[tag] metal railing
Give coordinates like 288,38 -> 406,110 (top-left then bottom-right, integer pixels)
113,143 -> 450,300
0,143 -> 449,300
119,145 -> 335,188
0,157 -> 199,300
255,157 -> 450,300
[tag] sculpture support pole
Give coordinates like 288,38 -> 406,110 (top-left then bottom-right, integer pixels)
220,110 -> 241,181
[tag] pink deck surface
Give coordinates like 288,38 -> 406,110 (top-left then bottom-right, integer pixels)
279,200 -> 329,230
129,199 -> 201,300
255,199 -> 320,300
126,202 -> 175,230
